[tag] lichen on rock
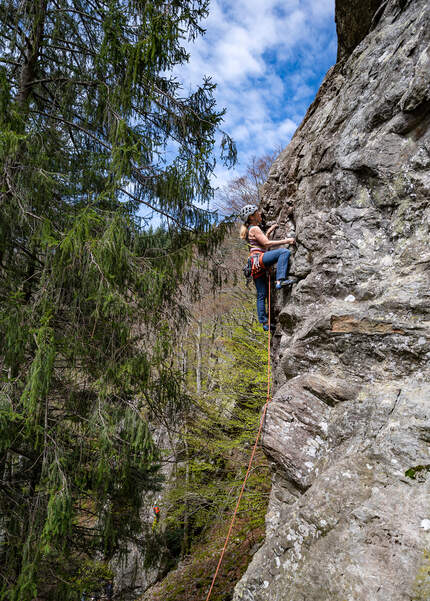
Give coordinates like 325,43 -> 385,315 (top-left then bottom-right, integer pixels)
234,0 -> 430,599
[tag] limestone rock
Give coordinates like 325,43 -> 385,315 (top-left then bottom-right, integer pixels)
234,0 -> 430,599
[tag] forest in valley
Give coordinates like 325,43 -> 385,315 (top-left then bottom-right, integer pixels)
0,2 -> 274,599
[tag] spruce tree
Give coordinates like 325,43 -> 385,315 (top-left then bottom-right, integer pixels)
0,1 -> 235,599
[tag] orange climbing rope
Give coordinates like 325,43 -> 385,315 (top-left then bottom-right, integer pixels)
204,276 -> 272,601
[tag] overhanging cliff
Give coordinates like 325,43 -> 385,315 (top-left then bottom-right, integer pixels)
335,0 -> 384,60
234,0 -> 430,599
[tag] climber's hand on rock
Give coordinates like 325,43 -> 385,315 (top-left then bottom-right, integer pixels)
266,223 -> 279,237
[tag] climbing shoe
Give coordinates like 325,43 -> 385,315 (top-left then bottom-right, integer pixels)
275,277 -> 298,289
263,323 -> 276,332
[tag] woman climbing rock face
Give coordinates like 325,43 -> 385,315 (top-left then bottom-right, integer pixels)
239,204 -> 296,331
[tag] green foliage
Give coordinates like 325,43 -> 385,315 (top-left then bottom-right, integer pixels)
405,465 -> 430,481
165,302 -> 271,559
0,1 -> 235,598
142,528 -> 264,601
142,300 -> 271,601
74,560 -> 114,597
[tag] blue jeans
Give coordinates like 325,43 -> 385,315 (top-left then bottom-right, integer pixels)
253,249 -> 290,324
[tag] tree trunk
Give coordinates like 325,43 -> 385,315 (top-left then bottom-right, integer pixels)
181,418 -> 190,557
195,320 -> 202,396
16,0 -> 48,108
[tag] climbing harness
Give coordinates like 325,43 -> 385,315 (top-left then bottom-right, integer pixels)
204,276 -> 272,601
242,256 -> 252,285
250,250 -> 266,279
243,251 -> 269,286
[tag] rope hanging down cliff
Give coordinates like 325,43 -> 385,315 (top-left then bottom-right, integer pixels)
204,276 -> 273,601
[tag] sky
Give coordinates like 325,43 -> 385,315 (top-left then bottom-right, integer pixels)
179,0 -> 337,190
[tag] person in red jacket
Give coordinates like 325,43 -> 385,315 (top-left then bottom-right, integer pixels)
152,505 -> 161,530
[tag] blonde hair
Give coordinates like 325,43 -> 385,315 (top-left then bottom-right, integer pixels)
239,209 -> 258,240
239,223 -> 248,240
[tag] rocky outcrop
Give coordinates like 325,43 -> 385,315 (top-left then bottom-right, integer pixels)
234,0 -> 430,599
113,427 -> 173,600
335,0 -> 383,60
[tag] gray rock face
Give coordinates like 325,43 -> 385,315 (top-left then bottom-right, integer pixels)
234,1 -> 430,600
113,427 -> 173,600
335,0 -> 383,61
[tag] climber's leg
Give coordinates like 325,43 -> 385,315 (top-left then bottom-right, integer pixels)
254,274 -> 268,324
262,248 -> 290,279
274,248 -> 291,281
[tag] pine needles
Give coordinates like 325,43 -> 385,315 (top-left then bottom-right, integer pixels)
0,1 -> 235,598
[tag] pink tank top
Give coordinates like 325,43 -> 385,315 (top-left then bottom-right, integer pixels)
248,226 -> 266,253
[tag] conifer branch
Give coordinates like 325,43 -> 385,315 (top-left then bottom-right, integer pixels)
0,1 -> 235,594
120,184 -> 194,231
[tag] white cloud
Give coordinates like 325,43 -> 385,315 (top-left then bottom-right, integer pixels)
177,0 -> 337,189
278,118 -> 298,138
292,83 -> 315,101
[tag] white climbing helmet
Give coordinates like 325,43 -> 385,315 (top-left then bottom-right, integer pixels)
239,204 -> 258,223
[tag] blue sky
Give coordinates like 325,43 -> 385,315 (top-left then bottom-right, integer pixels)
179,0 -> 337,189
